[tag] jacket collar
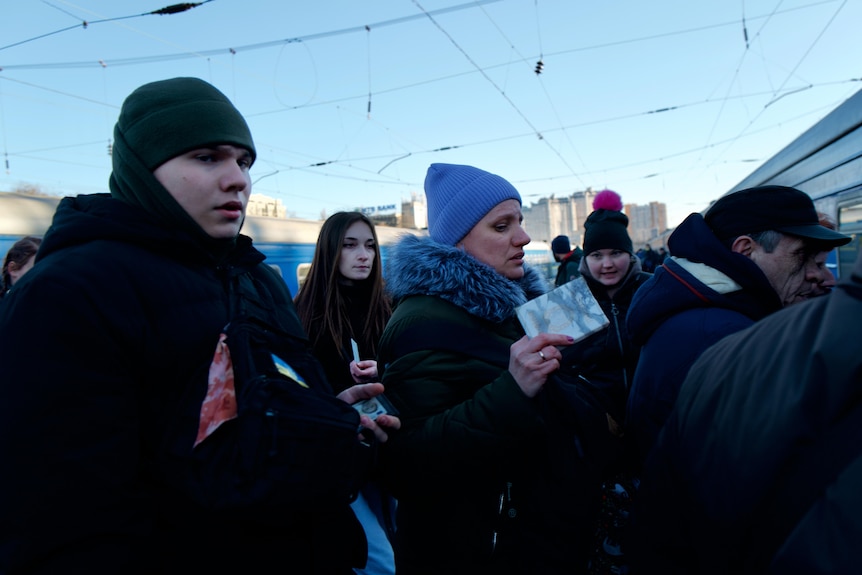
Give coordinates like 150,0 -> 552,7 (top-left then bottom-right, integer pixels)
385,234 -> 548,323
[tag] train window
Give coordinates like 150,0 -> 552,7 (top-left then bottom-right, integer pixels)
296,263 -> 312,292
839,202 -> 862,228
838,200 -> 862,280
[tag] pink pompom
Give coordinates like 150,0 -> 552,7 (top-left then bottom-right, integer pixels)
593,189 -> 623,211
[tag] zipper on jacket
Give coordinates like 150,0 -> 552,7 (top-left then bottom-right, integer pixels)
611,302 -> 629,391
492,490 -> 503,552
492,481 -> 514,554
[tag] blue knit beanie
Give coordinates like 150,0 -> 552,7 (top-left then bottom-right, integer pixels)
425,163 -> 522,245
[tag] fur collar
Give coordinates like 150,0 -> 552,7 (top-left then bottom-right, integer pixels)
385,234 -> 549,323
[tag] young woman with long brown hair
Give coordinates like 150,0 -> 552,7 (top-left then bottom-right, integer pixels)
294,210 -> 395,575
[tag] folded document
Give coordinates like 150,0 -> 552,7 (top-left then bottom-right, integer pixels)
515,277 -> 609,342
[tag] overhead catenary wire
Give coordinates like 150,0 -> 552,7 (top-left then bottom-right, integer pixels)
366,25 -> 372,119
0,1 -> 215,53
534,0 -> 544,75
412,0 -> 586,184
697,0 -> 850,181
0,77 -> 8,174
1,0 -> 853,218
0,0 -> 502,70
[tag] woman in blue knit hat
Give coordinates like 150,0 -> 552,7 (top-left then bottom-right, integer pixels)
377,163 -> 584,574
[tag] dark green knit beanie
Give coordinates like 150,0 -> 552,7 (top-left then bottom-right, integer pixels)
108,77 -> 256,251
114,76 -> 256,171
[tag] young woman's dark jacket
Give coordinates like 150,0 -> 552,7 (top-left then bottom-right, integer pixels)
377,234 -> 603,575
0,194 -> 365,574
563,255 -> 650,428
625,213 -> 782,467
306,281 -> 379,393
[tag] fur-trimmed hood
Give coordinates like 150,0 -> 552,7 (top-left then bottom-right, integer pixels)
385,234 -> 549,323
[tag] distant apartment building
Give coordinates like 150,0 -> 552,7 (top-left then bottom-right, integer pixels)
625,201 -> 668,246
522,189 -> 667,249
522,188 -> 599,247
247,194 -> 287,218
400,192 -> 427,230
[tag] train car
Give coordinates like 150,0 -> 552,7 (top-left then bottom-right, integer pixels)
0,192 -> 419,295
523,240 -> 555,285
0,192 -> 556,294
726,87 -> 862,280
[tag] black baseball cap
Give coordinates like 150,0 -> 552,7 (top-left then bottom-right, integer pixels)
705,185 -> 851,247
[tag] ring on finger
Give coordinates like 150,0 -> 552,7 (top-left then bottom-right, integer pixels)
538,350 -> 546,360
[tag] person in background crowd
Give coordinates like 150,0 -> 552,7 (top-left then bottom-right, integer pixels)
560,189 -> 651,574
1,236 -> 41,298
0,77 -> 398,574
625,185 -> 851,469
376,163 -> 578,574
657,246 -> 668,265
294,211 -> 396,575
630,247 -> 862,574
639,243 -> 662,273
552,234 -> 583,286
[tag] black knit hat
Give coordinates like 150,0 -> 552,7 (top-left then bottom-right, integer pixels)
114,77 -> 256,171
583,190 -> 634,254
551,235 -> 571,254
705,185 -> 850,247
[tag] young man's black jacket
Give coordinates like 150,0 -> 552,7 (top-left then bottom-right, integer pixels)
0,194 -> 365,574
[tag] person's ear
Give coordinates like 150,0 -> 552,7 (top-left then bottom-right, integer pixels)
730,235 -> 755,257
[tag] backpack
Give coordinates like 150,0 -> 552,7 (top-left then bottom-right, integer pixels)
157,268 -> 368,520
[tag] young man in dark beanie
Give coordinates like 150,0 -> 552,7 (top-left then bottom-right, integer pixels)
0,77 -> 398,574
625,185 -> 850,470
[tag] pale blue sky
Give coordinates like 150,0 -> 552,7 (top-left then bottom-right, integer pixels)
1,0 -> 860,227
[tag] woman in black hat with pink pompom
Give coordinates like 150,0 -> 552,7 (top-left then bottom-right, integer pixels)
561,189 -> 652,574
571,189 -> 651,429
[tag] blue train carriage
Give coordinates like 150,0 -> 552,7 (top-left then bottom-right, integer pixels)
241,214 -> 425,296
522,240 -> 556,287
0,192 -> 427,296
727,87 -> 862,279
0,192 -> 59,262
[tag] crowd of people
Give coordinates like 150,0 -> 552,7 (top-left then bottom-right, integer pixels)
0,76 -> 858,575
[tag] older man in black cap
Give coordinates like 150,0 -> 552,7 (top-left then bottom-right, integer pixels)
624,185 -> 850,469
630,241 -> 862,575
